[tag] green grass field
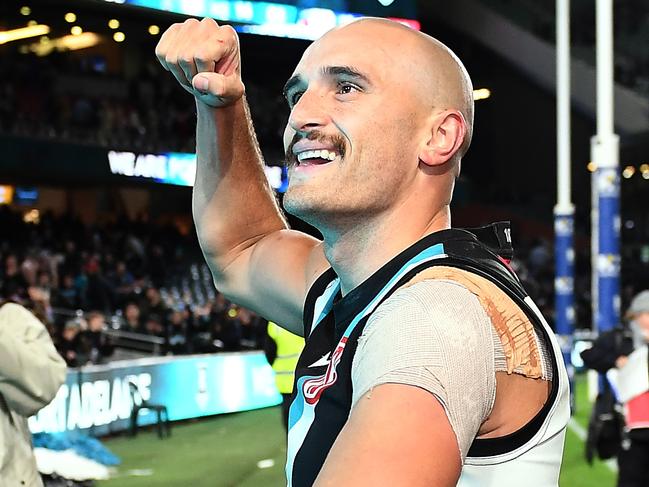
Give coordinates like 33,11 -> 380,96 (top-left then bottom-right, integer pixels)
98,374 -> 617,486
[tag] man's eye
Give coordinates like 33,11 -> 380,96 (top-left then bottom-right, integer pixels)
290,91 -> 304,105
337,82 -> 358,95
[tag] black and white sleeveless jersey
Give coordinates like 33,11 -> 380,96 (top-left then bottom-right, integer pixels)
286,224 -> 570,487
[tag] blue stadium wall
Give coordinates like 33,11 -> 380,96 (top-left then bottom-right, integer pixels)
28,352 -> 282,436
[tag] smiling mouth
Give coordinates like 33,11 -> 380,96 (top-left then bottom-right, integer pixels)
296,149 -> 339,166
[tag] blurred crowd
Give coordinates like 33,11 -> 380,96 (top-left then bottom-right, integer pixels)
3,200 -> 649,369
0,206 -> 268,368
0,51 -> 288,157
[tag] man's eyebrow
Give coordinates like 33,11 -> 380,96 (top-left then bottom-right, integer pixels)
321,65 -> 371,85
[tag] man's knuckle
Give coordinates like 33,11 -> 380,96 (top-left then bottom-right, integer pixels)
194,52 -> 210,64
221,25 -> 237,40
179,55 -> 193,66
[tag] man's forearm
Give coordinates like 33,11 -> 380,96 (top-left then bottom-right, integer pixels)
193,97 -> 287,278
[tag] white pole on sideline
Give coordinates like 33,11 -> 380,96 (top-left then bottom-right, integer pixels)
554,0 -> 575,405
591,0 -> 620,336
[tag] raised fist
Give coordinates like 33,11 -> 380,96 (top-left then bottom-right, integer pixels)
155,17 -> 244,108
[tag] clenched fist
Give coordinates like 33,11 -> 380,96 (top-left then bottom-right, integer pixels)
155,17 -> 244,108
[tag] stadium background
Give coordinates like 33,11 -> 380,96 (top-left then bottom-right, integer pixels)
1,0 -> 648,485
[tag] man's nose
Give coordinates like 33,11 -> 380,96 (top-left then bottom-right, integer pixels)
287,89 -> 330,134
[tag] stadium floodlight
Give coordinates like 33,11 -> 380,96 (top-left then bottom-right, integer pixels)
622,166 -> 635,179
0,24 -> 50,45
28,32 -> 101,56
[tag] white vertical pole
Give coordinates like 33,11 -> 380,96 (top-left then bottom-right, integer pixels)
556,0 -> 572,212
596,0 -> 614,139
593,0 -> 620,338
554,0 -> 575,409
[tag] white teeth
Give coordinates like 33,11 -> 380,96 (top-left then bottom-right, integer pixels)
296,149 -> 339,163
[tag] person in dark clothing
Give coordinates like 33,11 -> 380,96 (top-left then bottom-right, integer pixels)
142,287 -> 168,333
1,254 -> 28,301
122,301 -> 143,333
78,311 -> 114,364
84,258 -> 113,312
51,274 -> 80,310
580,327 -> 635,374
167,307 -> 190,354
58,319 -> 84,367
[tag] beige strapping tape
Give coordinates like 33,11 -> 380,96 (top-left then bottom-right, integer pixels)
401,266 -> 543,379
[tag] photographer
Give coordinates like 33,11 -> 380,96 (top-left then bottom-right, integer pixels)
581,291 -> 649,487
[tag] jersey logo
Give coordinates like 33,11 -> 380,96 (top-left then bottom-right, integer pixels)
308,352 -> 331,368
303,337 -> 348,405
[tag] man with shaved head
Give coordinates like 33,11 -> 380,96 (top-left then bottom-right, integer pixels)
156,17 -> 569,486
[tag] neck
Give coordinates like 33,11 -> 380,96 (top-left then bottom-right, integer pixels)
321,205 -> 451,296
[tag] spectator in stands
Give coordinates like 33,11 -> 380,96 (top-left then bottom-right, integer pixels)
148,244 -> 167,288
108,260 -> 135,305
239,308 -> 266,349
58,240 -> 82,278
122,302 -> 143,333
216,305 -> 244,352
2,254 -> 28,301
168,307 -> 189,355
143,287 -> 168,324
52,273 -> 80,310
84,257 -> 112,313
59,319 -> 84,367
79,311 -> 115,364
143,313 -> 166,338
26,285 -> 54,327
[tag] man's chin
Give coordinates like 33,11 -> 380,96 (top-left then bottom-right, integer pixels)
283,191 -> 313,219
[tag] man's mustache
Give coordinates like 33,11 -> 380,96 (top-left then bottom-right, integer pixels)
284,130 -> 346,168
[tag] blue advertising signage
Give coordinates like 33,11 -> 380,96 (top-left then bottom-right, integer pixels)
29,352 -> 281,436
108,150 -> 288,191
101,0 -> 418,40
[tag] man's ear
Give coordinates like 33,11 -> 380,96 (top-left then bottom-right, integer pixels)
419,110 -> 467,167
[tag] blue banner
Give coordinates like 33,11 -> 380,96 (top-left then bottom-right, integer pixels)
29,352 -> 281,436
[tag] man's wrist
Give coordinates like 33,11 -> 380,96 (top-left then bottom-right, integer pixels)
196,95 -> 245,119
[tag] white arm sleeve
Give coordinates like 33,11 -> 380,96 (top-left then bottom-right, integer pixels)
351,279 -> 496,461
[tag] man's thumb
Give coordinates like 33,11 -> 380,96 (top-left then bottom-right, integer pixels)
192,72 -> 243,100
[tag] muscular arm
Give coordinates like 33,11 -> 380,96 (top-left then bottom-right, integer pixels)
193,99 -> 326,334
157,19 -> 327,334
315,383 -> 461,487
